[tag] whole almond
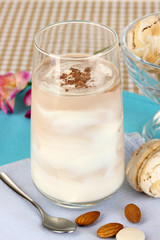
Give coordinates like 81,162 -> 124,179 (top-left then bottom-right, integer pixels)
75,211 -> 100,226
124,203 -> 141,223
97,223 -> 123,238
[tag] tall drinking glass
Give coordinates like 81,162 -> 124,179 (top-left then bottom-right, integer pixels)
31,21 -> 124,208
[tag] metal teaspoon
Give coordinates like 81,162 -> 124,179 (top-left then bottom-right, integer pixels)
0,172 -> 77,233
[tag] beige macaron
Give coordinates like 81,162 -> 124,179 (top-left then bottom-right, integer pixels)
138,147 -> 160,197
126,139 -> 160,197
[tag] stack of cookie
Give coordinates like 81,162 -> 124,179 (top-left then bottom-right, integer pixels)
126,139 -> 160,198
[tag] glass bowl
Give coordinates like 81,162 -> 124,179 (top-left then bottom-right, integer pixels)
120,13 -> 160,141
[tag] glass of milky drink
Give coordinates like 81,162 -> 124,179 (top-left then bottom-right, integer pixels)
31,21 -> 125,208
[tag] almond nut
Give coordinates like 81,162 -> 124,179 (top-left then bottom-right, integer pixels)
75,211 -> 100,226
124,203 -> 141,223
97,223 -> 123,238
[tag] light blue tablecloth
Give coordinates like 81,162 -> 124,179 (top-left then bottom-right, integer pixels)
0,90 -> 159,166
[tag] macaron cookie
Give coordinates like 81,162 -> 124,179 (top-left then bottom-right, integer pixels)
138,147 -> 160,197
126,139 -> 160,196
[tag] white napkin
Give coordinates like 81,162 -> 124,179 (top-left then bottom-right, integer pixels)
0,133 -> 159,240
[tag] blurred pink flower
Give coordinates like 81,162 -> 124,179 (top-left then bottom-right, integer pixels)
24,89 -> 31,118
25,109 -> 31,118
0,71 -> 31,114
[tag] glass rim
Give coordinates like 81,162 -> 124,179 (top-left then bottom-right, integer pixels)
34,20 -> 119,60
120,12 -> 160,70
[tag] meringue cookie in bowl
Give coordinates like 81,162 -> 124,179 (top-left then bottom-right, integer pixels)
127,15 -> 160,64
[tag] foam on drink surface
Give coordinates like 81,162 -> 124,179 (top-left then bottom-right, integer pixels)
34,55 -> 118,95
31,54 -> 124,204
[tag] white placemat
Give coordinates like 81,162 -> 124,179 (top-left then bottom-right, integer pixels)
0,133 -> 159,240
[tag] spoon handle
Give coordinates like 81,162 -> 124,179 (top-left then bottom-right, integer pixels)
0,172 -> 47,218
0,172 -> 34,203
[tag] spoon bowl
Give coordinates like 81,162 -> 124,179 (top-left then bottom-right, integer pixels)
42,212 -> 76,233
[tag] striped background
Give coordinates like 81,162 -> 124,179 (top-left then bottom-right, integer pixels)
1,1 -> 160,93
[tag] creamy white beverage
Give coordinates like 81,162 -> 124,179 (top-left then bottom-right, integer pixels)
31,54 -> 124,204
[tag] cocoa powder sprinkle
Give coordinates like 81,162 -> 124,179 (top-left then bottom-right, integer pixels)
60,67 -> 93,91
